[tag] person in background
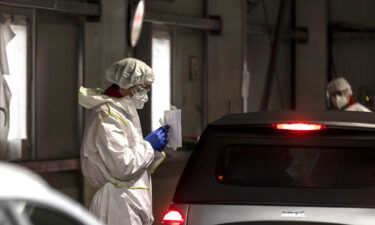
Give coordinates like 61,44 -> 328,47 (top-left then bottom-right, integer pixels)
326,77 -> 371,112
79,58 -> 169,225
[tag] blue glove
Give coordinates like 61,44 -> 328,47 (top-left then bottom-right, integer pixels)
144,125 -> 169,151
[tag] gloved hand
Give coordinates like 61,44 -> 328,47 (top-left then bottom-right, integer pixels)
144,125 -> 169,151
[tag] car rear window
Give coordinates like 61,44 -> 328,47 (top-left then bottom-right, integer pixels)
216,146 -> 375,189
173,126 -> 375,206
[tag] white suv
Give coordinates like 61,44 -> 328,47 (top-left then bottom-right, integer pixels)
162,110 -> 375,225
0,162 -> 103,225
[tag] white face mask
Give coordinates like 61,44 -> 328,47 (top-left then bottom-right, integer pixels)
130,84 -> 150,109
331,95 -> 349,109
132,93 -> 148,109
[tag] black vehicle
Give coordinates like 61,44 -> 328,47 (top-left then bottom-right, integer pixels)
162,110 -> 375,225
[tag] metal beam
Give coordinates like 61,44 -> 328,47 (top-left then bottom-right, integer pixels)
144,11 -> 221,32
16,158 -> 80,173
247,24 -> 308,42
0,0 -> 100,16
332,31 -> 375,40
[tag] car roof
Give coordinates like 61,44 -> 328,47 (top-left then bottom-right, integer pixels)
0,162 -> 48,198
0,162 -> 103,225
212,110 -> 375,129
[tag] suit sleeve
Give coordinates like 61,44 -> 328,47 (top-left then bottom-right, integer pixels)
94,112 -> 155,181
148,151 -> 166,174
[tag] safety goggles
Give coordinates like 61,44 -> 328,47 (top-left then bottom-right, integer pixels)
131,84 -> 151,96
329,90 -> 348,97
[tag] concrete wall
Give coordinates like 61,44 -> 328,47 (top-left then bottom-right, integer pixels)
35,10 -> 81,199
36,11 -> 80,160
245,0 -> 375,111
171,26 -> 204,139
206,0 -> 245,122
246,0 -> 329,111
247,0 -> 293,111
84,0 -> 128,91
329,0 -> 375,105
295,0 -> 328,110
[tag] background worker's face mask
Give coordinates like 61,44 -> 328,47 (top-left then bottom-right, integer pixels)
331,95 -> 349,109
131,84 -> 150,109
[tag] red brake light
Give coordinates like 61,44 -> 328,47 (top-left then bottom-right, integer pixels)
274,123 -> 325,131
162,210 -> 184,225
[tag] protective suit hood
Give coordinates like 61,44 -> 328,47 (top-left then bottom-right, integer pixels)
327,77 -> 353,96
79,86 -> 138,118
105,58 -> 154,89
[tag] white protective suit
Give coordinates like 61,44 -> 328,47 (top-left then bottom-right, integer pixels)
79,87 -> 165,225
0,75 -> 11,158
345,102 -> 372,112
0,20 -> 15,159
327,77 -> 372,112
